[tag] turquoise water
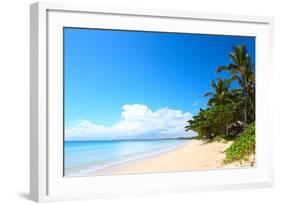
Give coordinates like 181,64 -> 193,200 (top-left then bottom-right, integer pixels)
64,140 -> 187,176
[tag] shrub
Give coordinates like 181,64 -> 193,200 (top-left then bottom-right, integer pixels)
224,122 -> 255,163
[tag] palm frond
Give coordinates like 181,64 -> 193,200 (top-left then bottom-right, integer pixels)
216,66 -> 230,73
204,92 -> 214,97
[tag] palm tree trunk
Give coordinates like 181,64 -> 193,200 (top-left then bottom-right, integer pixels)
244,90 -> 248,125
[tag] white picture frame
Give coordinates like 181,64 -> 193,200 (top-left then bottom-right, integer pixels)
30,1 -> 274,202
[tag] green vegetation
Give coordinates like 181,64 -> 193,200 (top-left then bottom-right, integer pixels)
185,45 -> 255,163
225,123 -> 255,163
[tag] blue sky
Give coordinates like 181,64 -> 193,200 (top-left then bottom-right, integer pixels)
64,28 -> 255,140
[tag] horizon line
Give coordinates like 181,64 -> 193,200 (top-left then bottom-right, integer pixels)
64,137 -> 196,142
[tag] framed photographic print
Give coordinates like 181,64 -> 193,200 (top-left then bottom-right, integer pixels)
30,2 -> 274,202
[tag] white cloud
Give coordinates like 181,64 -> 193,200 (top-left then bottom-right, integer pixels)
65,104 -> 196,140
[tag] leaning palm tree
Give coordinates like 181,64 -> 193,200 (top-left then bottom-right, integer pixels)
204,78 -> 232,106
216,45 -> 255,125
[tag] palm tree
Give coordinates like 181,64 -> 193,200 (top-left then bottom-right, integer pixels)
204,78 -> 232,106
216,45 -> 255,125
204,78 -> 233,135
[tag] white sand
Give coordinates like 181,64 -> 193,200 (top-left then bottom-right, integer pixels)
110,139 -> 253,175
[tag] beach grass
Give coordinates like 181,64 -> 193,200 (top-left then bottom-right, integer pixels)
224,123 -> 255,164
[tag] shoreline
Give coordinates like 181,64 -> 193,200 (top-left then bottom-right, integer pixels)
86,139 -> 254,176
86,141 -> 189,176
67,141 -> 187,177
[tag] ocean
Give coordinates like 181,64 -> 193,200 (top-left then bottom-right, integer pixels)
64,139 -> 187,176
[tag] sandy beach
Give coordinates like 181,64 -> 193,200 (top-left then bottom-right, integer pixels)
85,139 -> 255,177
107,139 -> 253,175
